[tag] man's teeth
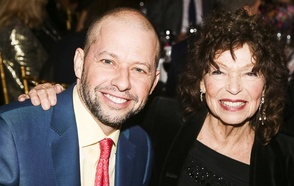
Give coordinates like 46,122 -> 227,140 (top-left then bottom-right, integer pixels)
221,101 -> 245,108
105,94 -> 127,103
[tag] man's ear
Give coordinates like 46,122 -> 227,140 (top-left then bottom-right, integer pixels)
74,48 -> 85,79
149,70 -> 160,95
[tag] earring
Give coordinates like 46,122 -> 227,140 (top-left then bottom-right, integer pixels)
258,95 -> 267,125
200,89 -> 204,102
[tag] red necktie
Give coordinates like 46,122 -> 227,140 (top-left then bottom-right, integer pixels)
95,138 -> 113,186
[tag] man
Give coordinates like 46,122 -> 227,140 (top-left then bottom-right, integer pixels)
0,7 -> 160,186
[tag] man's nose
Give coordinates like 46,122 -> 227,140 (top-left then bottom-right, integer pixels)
110,67 -> 131,91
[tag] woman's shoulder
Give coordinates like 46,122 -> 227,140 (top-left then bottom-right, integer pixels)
266,132 -> 294,156
275,131 -> 294,145
252,132 -> 294,186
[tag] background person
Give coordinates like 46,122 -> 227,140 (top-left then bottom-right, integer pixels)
0,0 -> 62,104
145,0 -> 216,43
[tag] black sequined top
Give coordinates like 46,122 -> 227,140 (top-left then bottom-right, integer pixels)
177,140 -> 249,186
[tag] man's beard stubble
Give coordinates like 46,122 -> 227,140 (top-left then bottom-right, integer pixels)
79,76 -> 145,129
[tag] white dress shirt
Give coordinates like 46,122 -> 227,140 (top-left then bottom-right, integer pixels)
73,85 -> 120,186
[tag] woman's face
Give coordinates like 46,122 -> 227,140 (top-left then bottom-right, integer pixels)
201,44 -> 266,125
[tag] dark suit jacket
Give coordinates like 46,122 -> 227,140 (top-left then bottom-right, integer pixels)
0,84 -> 153,186
146,0 -> 216,37
142,96 -> 294,186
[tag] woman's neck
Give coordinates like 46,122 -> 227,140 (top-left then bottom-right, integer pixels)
197,114 -> 255,164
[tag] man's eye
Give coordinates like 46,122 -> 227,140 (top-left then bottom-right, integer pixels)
135,67 -> 147,74
101,59 -> 112,64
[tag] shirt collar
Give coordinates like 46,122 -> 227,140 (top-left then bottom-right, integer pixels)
72,85 -> 120,148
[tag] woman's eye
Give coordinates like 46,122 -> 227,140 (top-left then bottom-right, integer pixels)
211,70 -> 223,75
243,71 -> 259,80
246,72 -> 258,77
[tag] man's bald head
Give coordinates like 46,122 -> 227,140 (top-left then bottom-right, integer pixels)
83,8 -> 161,65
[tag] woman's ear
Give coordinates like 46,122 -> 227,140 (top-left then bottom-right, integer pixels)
200,80 -> 206,93
73,48 -> 85,79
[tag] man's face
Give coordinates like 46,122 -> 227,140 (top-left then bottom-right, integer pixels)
74,19 -> 160,129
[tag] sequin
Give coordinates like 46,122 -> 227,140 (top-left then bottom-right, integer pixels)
184,157 -> 234,186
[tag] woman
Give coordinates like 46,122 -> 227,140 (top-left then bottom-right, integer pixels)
19,8 -> 294,186
142,8 -> 294,186
0,0 -> 61,103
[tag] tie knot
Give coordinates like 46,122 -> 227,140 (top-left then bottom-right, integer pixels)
99,138 -> 113,159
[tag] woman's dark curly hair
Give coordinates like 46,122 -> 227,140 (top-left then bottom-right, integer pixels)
178,8 -> 290,145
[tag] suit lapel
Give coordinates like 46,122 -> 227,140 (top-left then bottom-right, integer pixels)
50,128 -> 80,186
115,129 -> 137,186
50,84 -> 81,186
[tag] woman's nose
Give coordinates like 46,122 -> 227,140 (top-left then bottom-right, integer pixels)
225,73 -> 243,95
